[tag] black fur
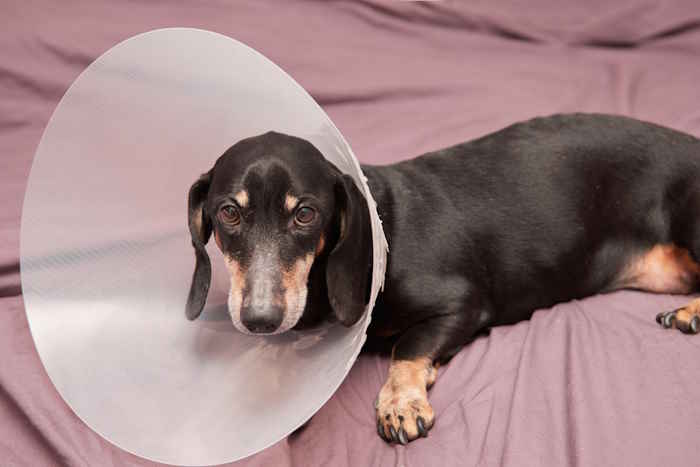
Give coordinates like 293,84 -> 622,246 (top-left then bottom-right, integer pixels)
326,174 -> 373,326
188,113 -> 700,360
363,113 -> 700,360
185,132 -> 372,330
186,171 -> 213,320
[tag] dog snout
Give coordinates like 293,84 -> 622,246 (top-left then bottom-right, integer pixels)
240,305 -> 284,333
226,243 -> 312,335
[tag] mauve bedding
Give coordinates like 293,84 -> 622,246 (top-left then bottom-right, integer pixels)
2,1 -> 700,466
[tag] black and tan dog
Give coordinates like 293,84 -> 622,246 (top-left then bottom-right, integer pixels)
186,113 -> 700,445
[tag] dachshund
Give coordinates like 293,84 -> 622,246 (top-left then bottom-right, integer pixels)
186,113 -> 700,445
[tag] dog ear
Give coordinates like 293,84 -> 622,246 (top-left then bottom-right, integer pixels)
186,171 -> 213,320
326,174 -> 373,326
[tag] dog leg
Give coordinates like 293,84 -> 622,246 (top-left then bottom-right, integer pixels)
375,311 -> 484,444
376,356 -> 437,444
656,297 -> 700,334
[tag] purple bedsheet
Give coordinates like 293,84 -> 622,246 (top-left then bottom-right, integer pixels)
2,1 -> 700,465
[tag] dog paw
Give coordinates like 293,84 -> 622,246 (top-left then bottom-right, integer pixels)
656,307 -> 700,334
375,359 -> 436,444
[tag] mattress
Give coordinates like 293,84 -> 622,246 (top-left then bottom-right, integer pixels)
2,1 -> 700,465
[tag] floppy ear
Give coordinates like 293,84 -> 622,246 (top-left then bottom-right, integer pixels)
326,174 -> 373,326
186,171 -> 213,320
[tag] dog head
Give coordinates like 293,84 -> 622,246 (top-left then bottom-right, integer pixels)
186,132 -> 372,334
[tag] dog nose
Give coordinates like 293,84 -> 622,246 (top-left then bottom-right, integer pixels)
240,305 -> 284,334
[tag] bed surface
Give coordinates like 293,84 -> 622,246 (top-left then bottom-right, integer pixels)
2,1 -> 700,465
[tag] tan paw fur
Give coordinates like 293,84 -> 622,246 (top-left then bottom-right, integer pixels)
375,357 -> 437,443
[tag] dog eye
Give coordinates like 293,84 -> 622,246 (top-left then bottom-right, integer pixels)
295,206 -> 316,225
219,205 -> 241,225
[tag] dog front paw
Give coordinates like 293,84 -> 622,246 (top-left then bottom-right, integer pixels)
376,383 -> 434,444
375,359 -> 436,444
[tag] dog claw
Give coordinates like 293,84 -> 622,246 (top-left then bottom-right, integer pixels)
389,426 -> 398,442
657,311 -> 676,328
680,315 -> 700,334
665,312 -> 676,328
377,420 -> 388,442
416,416 -> 427,437
398,428 -> 408,445
690,316 -> 699,334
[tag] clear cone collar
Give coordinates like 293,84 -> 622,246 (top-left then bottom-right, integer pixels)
21,28 -> 387,466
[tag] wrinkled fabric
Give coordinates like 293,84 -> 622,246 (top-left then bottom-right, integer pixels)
2,1 -> 700,466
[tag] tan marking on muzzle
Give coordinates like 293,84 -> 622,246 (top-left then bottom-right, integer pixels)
234,190 -> 249,208
285,194 -> 299,212
224,256 -> 247,330
277,253 -> 314,332
214,230 -> 223,251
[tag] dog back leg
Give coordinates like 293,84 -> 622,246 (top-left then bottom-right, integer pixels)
650,185 -> 700,333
